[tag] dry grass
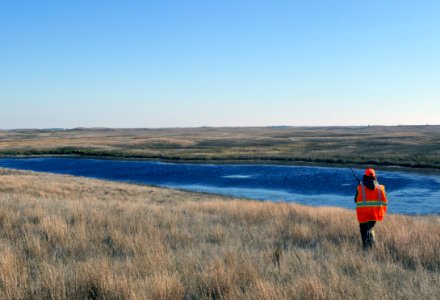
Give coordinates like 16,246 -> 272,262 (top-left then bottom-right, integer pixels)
1,126 -> 440,170
0,167 -> 439,299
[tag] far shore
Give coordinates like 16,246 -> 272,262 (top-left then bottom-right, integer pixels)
1,126 -> 439,173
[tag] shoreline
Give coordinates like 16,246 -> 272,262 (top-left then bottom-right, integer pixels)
1,153 -> 440,175
1,166 -> 438,298
0,166 -> 438,218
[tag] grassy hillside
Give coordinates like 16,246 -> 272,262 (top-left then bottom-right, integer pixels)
0,168 -> 438,299
1,126 -> 440,170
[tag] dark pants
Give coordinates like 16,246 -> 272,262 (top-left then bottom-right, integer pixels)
359,221 -> 376,249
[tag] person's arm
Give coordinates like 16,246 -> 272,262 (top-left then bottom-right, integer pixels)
381,185 -> 388,202
354,189 -> 358,203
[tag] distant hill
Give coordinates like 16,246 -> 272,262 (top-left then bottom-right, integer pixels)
0,125 -> 439,171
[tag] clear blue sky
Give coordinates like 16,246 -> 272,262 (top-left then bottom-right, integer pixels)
1,1 -> 439,128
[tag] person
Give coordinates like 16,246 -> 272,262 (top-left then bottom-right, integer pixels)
354,168 -> 388,249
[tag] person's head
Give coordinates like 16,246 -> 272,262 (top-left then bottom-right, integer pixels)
363,168 -> 377,182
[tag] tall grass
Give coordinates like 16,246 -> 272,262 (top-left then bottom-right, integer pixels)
0,168 -> 439,299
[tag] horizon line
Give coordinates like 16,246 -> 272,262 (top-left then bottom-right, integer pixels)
1,124 -> 439,131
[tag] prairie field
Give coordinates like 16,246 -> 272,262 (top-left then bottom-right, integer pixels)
1,126 -> 440,170
0,167 -> 438,299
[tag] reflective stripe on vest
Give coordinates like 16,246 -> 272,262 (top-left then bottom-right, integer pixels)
357,185 -> 387,207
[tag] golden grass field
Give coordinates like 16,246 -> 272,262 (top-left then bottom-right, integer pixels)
0,167 -> 438,299
1,126 -> 440,170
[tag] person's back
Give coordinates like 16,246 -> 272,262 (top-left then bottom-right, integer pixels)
354,168 -> 388,249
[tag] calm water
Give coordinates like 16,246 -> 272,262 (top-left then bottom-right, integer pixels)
0,158 -> 439,215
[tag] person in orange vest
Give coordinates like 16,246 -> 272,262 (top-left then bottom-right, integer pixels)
354,168 -> 388,249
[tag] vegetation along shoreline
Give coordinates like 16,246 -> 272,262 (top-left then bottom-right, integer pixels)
1,125 -> 440,173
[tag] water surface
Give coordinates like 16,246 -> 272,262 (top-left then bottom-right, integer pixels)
0,158 -> 439,215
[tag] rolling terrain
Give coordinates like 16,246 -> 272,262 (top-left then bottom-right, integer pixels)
1,126 -> 440,170
0,168 -> 438,299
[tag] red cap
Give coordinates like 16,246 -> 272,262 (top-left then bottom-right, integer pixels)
364,168 -> 376,178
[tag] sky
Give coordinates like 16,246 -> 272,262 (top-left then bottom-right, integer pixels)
0,1 -> 439,129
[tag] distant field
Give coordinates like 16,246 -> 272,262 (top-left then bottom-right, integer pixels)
1,126 -> 440,170
0,168 -> 439,299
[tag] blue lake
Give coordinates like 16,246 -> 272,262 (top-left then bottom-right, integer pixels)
0,158 -> 439,215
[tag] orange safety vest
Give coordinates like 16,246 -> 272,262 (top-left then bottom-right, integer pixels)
356,184 -> 388,223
